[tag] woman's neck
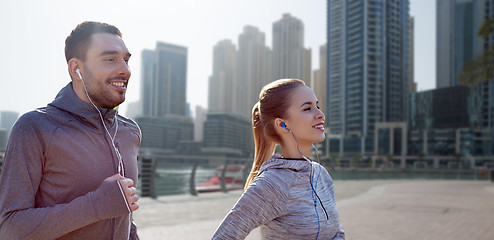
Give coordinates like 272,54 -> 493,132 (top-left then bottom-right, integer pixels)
280,143 -> 311,159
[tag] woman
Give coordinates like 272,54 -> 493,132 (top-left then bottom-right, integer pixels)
212,79 -> 344,239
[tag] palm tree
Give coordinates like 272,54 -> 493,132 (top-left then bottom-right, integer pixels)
457,19 -> 494,128
452,152 -> 465,169
458,18 -> 494,86
351,154 -> 362,168
330,153 -> 339,169
384,152 -> 394,168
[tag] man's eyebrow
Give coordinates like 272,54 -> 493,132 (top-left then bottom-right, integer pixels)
98,50 -> 132,57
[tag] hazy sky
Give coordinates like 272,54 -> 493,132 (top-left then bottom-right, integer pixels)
0,0 -> 435,116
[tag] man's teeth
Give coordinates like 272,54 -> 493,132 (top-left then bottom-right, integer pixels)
111,82 -> 125,87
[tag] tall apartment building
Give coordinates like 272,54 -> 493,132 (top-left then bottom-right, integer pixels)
327,0 -> 410,154
0,111 -> 19,136
436,0 -> 494,128
138,42 -> 192,153
313,44 -> 327,117
208,40 -> 237,114
155,42 -> 188,117
272,13 -> 312,86
0,111 -> 18,151
140,42 -> 188,118
0,129 -> 7,151
236,26 -> 271,119
436,0 -> 479,88
409,16 -> 417,93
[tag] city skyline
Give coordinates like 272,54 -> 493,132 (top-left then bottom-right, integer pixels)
0,0 -> 436,117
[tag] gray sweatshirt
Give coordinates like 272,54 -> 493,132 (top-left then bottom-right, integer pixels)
0,83 -> 141,239
213,154 -> 345,239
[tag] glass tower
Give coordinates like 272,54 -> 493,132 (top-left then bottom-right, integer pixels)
327,0 -> 410,154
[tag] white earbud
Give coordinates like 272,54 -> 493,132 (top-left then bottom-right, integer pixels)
76,68 -> 82,79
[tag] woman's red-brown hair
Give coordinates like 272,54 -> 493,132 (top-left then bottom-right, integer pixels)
244,79 -> 306,190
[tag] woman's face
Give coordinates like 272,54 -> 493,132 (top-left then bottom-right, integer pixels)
283,85 -> 325,145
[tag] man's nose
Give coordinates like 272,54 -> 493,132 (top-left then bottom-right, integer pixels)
118,60 -> 131,77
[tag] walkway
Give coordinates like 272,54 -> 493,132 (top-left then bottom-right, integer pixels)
133,180 -> 494,239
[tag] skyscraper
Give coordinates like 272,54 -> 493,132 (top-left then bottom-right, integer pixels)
409,16 -> 417,93
272,13 -> 311,86
436,0 -> 494,128
140,49 -> 155,117
208,39 -> 237,114
0,111 -> 19,136
236,26 -> 271,119
137,42 -> 192,153
436,0 -> 478,89
327,0 -> 410,154
313,44 -> 327,117
154,42 -> 188,117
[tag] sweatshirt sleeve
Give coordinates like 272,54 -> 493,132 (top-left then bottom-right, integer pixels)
212,172 -> 288,239
333,224 -> 345,240
0,114 -> 130,239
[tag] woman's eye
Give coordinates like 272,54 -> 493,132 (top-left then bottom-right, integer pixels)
304,107 -> 311,111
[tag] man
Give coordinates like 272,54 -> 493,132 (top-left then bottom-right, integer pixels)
0,21 -> 141,239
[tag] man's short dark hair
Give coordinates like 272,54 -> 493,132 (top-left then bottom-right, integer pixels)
65,21 -> 122,63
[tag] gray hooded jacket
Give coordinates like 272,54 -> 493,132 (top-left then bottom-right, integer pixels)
213,154 -> 345,239
0,83 -> 141,239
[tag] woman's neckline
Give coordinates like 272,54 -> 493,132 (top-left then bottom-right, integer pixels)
280,157 -> 307,161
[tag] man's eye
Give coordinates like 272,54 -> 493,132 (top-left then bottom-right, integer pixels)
105,58 -> 115,62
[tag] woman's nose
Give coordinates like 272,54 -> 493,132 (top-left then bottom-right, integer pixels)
316,108 -> 325,121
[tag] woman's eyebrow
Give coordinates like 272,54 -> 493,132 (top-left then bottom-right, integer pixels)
300,101 -> 313,107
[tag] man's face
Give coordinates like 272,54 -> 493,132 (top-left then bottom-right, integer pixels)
81,33 -> 131,109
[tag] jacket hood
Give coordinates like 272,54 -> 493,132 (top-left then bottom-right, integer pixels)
48,83 -> 117,131
259,153 -> 312,175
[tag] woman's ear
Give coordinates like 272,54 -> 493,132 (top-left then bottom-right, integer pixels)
275,118 -> 290,133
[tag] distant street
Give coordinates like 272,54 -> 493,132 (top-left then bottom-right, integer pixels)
134,180 -> 494,239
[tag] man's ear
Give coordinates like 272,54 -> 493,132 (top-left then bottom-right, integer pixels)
68,58 -> 82,80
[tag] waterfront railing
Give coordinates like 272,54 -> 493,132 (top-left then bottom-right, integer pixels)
138,155 -> 492,198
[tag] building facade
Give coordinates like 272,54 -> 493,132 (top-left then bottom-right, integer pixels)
208,40 -> 237,114
436,0 -> 494,128
327,0 -> 410,155
313,44 -> 327,116
408,85 -> 492,157
409,16 -> 417,93
154,42 -> 188,117
140,49 -> 155,117
138,42 -> 192,153
140,42 -> 188,117
0,111 -> 19,137
202,113 -> 253,158
236,26 -> 272,119
272,13 -> 312,86
135,115 -> 194,153
436,0 -> 479,88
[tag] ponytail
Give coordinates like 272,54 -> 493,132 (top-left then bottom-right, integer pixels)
244,102 -> 276,190
243,79 -> 307,191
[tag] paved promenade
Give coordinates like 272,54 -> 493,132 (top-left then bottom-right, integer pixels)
133,180 -> 494,239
